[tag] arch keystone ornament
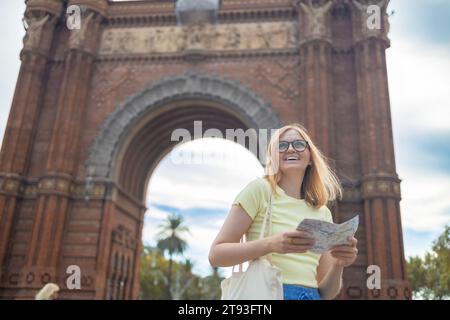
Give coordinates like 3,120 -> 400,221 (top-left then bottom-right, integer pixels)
0,0 -> 410,299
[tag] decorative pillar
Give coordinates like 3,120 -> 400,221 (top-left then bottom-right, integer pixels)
296,0 -> 335,159
351,0 -> 410,299
0,0 -> 62,277
22,0 -> 107,293
296,0 -> 341,231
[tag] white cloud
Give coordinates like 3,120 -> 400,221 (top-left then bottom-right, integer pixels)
386,21 -> 450,249
399,169 -> 450,232
145,205 -> 170,220
387,38 -> 450,133
147,138 -> 264,210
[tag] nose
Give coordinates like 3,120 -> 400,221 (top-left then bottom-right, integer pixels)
287,143 -> 296,153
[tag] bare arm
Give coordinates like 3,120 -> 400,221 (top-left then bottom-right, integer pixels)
317,251 -> 343,300
209,204 -> 316,267
317,236 -> 358,300
208,204 -> 272,267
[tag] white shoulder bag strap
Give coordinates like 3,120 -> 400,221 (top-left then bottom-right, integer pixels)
259,187 -> 274,263
233,185 -> 273,273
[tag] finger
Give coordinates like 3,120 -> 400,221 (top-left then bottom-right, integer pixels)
331,252 -> 355,258
288,243 -> 314,250
286,231 -> 314,239
331,252 -> 356,259
286,244 -> 313,253
331,245 -> 353,251
331,247 -> 358,254
331,250 -> 358,258
290,238 -> 315,246
347,236 -> 358,246
331,249 -> 356,255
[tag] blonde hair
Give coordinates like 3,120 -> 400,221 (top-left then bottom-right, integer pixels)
264,123 -> 342,209
35,283 -> 60,300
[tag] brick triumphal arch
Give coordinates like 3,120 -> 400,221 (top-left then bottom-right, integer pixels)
0,0 -> 410,299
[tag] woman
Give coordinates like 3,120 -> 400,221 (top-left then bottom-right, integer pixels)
208,123 -> 358,300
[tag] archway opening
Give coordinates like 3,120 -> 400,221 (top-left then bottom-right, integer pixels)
140,137 -> 264,299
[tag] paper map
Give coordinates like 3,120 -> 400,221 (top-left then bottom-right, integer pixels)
296,215 -> 359,254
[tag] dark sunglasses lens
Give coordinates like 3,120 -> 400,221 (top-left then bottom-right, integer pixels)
293,140 -> 307,151
278,142 -> 289,152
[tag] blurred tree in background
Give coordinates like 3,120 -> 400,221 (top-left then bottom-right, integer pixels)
407,225 -> 450,300
140,245 -> 224,300
140,212 -> 224,299
156,213 -> 190,298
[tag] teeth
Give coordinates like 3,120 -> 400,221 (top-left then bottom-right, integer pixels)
286,157 -> 298,160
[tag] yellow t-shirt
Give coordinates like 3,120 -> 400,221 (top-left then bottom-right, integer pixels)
232,177 -> 333,288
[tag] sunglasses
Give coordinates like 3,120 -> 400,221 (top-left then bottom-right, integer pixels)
278,139 -> 308,153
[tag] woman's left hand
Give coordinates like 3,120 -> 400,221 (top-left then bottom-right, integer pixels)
330,236 -> 358,268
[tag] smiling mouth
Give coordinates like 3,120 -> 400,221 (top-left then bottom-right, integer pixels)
284,156 -> 300,161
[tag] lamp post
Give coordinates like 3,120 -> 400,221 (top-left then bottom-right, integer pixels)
149,249 -> 195,299
171,269 -> 196,300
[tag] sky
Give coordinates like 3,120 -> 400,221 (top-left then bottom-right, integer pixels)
0,0 -> 449,279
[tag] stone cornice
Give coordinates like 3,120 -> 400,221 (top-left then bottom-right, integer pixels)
360,173 -> 401,200
25,0 -> 65,18
94,48 -> 298,63
0,173 -> 106,200
69,0 -> 109,16
105,0 -> 295,27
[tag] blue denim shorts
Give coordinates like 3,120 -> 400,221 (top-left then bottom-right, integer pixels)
283,284 -> 321,300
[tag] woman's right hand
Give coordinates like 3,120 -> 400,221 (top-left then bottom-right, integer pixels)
267,230 -> 315,254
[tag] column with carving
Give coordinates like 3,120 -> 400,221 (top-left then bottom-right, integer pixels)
351,0 -> 410,299
22,0 -> 107,296
0,0 -> 62,281
296,0 -> 335,158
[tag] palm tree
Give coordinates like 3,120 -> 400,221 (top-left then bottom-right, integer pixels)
156,212 -> 190,298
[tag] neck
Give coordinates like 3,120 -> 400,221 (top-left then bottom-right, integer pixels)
278,171 -> 305,200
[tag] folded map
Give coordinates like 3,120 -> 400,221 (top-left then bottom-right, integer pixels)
296,215 -> 359,254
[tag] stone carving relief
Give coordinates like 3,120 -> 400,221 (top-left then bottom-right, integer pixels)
299,0 -> 333,41
99,21 -> 298,55
23,14 -> 50,49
